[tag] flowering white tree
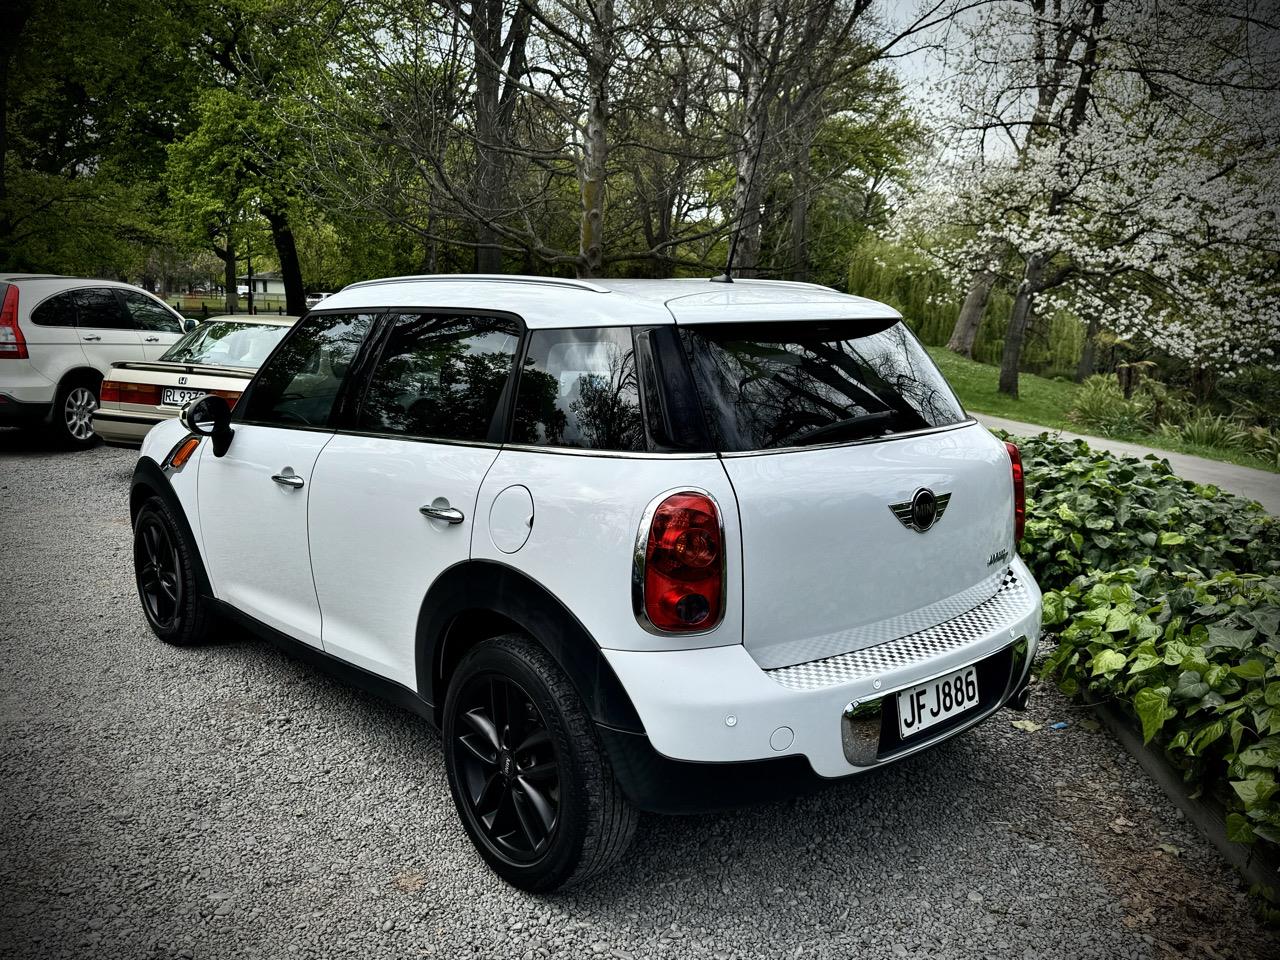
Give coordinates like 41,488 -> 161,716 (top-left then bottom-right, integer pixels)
895,0 -> 1280,395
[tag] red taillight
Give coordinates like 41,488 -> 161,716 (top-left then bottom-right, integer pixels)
639,492 -> 724,632
1006,441 -> 1025,542
212,389 -> 242,409
101,381 -> 162,405
0,285 -> 27,359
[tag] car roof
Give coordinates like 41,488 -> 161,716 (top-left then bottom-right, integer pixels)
199,314 -> 300,326
320,275 -> 901,328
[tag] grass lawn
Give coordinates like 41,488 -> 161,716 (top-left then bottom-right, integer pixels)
926,347 -> 1280,474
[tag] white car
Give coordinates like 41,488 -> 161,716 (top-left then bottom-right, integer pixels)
92,315 -> 298,446
129,275 -> 1042,892
0,274 -> 191,446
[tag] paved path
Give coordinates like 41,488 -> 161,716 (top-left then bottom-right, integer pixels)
975,414 -> 1280,516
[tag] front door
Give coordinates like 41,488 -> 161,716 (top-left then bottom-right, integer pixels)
197,311 -> 377,647
308,312 -> 522,688
116,289 -> 186,359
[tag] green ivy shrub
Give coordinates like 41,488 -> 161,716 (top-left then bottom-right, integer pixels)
1015,434 -> 1279,591
1041,568 -> 1280,848
1010,433 -> 1280,865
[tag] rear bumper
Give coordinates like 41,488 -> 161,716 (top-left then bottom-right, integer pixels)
91,409 -> 162,445
0,394 -> 52,425
602,556 -> 1042,781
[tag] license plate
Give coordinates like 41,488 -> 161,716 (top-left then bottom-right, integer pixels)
162,388 -> 204,407
897,666 -> 979,739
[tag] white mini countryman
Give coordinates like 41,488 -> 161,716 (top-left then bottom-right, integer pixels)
130,275 -> 1042,891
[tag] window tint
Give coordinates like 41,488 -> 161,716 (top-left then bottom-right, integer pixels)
73,288 -> 132,329
682,320 -> 965,452
357,314 -> 519,442
160,321 -> 290,368
239,313 -> 375,428
513,327 -> 645,452
119,290 -> 182,333
30,290 -> 78,327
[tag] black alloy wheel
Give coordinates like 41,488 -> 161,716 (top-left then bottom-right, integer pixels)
131,497 -> 213,646
442,634 -> 637,891
134,511 -> 183,631
451,673 -> 561,863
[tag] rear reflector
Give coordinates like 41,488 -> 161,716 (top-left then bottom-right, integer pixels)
100,381 -> 163,405
0,285 -> 27,359
637,491 -> 725,633
1006,441 -> 1025,542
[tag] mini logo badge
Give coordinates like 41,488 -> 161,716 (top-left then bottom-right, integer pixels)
178,376 -> 188,385
889,488 -> 951,533
987,548 -> 1010,567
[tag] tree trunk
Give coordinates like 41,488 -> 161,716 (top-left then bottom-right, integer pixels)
212,234 -> 238,314
728,3 -> 775,279
947,269 -> 997,357
1075,315 -> 1100,382
576,0 -> 613,279
789,141 -> 810,282
264,207 -> 306,317
998,256 -> 1044,398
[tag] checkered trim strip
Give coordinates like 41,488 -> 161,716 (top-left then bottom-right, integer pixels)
765,569 -> 1033,691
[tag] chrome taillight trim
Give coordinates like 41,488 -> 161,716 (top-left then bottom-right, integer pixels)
631,486 -> 728,638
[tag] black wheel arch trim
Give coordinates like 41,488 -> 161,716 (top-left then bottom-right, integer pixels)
129,456 -> 212,598
416,559 -> 645,734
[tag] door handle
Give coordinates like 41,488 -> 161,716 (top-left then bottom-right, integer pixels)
145,336 -> 159,342
82,335 -> 102,341
419,505 -> 464,524
272,472 -> 305,489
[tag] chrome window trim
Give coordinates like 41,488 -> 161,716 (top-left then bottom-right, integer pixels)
717,418 -> 978,458
631,486 -> 729,638
503,442 -> 717,460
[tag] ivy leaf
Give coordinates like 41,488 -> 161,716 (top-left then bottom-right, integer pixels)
1159,532 -> 1187,546
1226,813 -> 1256,844
1205,623 -> 1259,651
1091,649 -> 1129,676
1231,777 -> 1278,807
1134,686 -> 1176,743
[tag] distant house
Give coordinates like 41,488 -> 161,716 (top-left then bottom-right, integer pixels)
236,272 -> 287,298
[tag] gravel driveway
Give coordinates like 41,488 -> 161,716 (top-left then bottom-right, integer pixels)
1,434 -> 1276,960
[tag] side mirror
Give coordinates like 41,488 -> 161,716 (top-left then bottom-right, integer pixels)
182,318 -> 198,333
179,394 -> 234,457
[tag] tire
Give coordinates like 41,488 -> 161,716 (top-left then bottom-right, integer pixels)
443,634 -> 637,892
132,496 -> 214,646
51,376 -> 100,448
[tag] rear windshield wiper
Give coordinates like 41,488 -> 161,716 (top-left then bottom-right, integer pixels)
788,410 -> 898,447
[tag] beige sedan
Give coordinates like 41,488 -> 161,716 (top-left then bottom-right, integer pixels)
92,315 -> 298,446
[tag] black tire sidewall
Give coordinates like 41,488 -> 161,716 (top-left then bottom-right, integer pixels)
132,498 -> 203,645
442,639 -> 594,892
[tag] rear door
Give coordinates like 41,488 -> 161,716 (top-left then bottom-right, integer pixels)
116,289 -> 186,359
197,311 -> 377,647
307,312 -> 522,687
680,319 -> 1017,669
22,287 -> 89,383
73,287 -> 144,372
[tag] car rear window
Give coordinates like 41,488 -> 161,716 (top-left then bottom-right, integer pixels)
162,321 -> 291,368
681,319 -> 966,452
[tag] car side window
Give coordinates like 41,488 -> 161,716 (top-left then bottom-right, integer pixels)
30,290 -> 79,327
512,327 -> 645,452
72,288 -> 133,329
239,313 -> 376,428
356,314 -> 520,442
118,290 -> 183,333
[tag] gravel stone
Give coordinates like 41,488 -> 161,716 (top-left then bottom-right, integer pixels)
0,435 -> 1277,960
